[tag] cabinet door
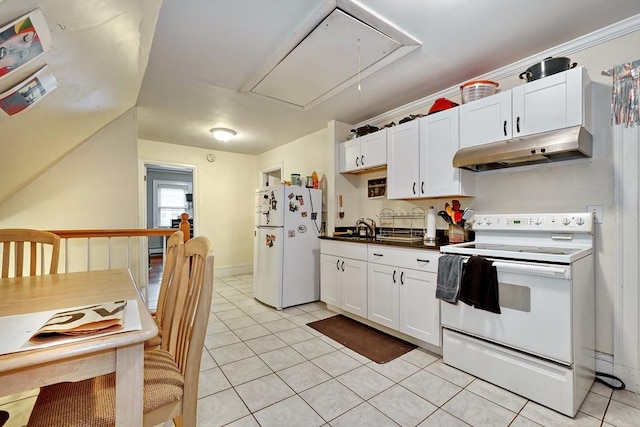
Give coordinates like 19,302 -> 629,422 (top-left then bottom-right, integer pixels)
341,258 -> 368,318
420,109 -> 468,197
320,254 -> 341,307
340,139 -> 361,173
399,269 -> 441,345
367,263 -> 399,329
387,120 -> 420,199
459,91 -> 512,148
512,67 -> 585,138
360,129 -> 387,169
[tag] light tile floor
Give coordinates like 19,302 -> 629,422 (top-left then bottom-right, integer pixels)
2,274 -> 639,427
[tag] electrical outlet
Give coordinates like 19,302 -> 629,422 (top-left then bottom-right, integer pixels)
587,205 -> 603,224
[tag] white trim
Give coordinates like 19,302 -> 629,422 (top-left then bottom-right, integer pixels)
356,14 -> 640,128
613,124 -> 640,394
216,264 -> 253,278
595,351 -> 614,375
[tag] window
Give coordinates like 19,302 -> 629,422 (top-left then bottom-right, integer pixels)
152,180 -> 192,228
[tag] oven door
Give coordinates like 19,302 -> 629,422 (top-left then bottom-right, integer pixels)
440,258 -> 573,364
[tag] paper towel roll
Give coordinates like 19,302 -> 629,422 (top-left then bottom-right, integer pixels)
426,206 -> 436,240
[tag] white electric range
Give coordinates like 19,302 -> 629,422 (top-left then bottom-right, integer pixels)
440,212 -> 595,417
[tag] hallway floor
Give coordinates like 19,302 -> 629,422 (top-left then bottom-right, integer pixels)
1,274 -> 638,426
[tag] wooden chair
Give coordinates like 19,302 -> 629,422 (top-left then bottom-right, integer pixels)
0,229 -> 60,278
27,235 -> 214,427
145,229 -> 184,349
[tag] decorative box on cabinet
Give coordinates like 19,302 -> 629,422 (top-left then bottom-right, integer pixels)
339,129 -> 387,173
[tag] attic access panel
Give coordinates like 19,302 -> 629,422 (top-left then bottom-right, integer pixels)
250,8 -> 412,109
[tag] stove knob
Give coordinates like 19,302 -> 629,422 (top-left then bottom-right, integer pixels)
562,217 -> 571,225
576,217 -> 585,225
534,217 -> 543,225
485,217 -> 493,225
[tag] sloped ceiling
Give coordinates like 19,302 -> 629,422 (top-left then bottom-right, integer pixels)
1,0 -> 639,206
0,0 -> 161,205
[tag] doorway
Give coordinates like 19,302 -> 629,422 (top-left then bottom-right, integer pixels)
145,163 -> 195,254
140,161 -> 196,308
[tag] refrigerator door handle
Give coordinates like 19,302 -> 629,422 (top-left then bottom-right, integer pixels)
336,259 -> 340,270
341,261 -> 345,271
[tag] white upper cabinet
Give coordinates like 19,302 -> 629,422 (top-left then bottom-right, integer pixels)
459,91 -> 512,149
387,120 -> 420,198
339,129 -> 387,173
511,66 -> 590,137
387,110 -> 474,199
460,67 -> 591,149
421,108 -> 475,198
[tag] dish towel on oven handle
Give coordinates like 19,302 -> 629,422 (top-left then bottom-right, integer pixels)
459,255 -> 501,314
435,255 -> 465,303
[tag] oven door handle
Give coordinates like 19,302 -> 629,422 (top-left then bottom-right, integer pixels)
492,261 -> 568,276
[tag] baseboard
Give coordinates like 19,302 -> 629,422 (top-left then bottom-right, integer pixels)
595,351 -> 614,374
215,264 -> 253,278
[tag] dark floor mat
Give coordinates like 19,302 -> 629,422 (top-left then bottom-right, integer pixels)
307,314 -> 416,364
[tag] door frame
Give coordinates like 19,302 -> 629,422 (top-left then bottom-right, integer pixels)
138,159 -> 198,301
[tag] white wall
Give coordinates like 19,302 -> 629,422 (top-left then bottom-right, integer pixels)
138,139 -> 257,275
0,108 -> 141,275
0,108 -> 139,228
256,127 -> 330,187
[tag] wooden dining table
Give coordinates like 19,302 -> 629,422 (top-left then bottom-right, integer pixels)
0,269 -> 158,426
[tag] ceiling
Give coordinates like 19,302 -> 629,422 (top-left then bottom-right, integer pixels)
137,0 -> 640,155
1,0 -> 639,204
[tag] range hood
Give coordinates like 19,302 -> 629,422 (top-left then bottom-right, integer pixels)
453,126 -> 593,172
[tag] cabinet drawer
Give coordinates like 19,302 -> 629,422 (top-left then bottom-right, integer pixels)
368,245 -> 439,272
321,240 -> 368,260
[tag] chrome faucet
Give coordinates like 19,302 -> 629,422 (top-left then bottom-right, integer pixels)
355,218 -> 376,237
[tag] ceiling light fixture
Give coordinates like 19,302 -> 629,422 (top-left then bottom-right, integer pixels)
210,128 -> 236,142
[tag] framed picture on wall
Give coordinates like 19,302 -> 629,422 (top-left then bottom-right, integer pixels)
0,9 -> 52,81
0,65 -> 57,116
367,178 -> 386,199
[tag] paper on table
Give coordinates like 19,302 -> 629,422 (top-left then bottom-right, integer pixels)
29,300 -> 127,344
0,299 -> 141,355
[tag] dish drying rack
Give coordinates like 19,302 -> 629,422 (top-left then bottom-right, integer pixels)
376,208 -> 425,243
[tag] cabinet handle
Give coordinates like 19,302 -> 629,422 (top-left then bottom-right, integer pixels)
361,155 -> 364,166
417,258 -> 430,263
336,260 -> 340,270
503,120 -> 507,136
421,182 -> 424,194
400,271 -> 404,285
341,261 -> 345,272
392,270 -> 396,283
412,182 -> 416,195
373,253 -> 383,257
516,116 -> 521,133
355,157 -> 359,167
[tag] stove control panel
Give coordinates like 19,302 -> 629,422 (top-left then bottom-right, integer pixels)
473,213 -> 593,233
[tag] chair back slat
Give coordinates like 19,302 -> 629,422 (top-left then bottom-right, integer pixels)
155,230 -> 184,331
164,236 -> 213,378
0,229 -> 61,278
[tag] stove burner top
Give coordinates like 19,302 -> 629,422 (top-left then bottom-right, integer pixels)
467,243 -> 580,256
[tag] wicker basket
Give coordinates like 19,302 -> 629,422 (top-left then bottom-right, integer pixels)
460,80 -> 499,103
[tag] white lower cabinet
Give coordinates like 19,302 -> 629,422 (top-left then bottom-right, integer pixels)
368,246 -> 441,345
321,240 -> 441,346
320,241 -> 368,317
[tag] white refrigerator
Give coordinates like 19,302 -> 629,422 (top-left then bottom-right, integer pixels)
253,185 -> 322,310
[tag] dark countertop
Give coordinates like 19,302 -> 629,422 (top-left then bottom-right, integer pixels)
320,235 -> 448,251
